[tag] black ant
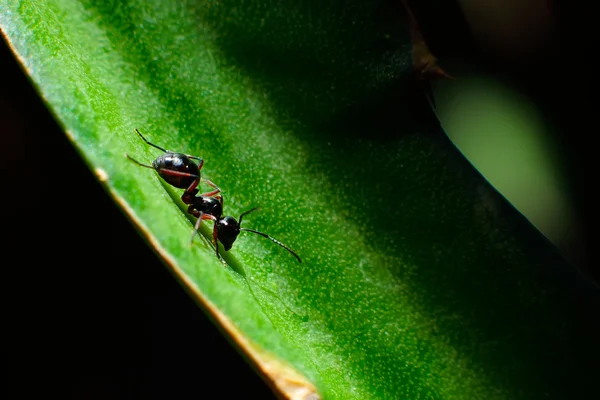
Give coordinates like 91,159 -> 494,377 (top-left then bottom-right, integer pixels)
186,191 -> 301,263
126,129 -> 300,263
125,128 -> 221,203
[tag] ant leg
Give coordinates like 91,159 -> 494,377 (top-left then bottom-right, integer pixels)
134,129 -> 169,153
184,177 -> 201,198
183,155 -> 204,168
190,211 -> 204,244
198,188 -> 220,197
177,173 -> 223,199
125,154 -> 153,169
203,179 -> 219,190
187,204 -> 201,217
190,214 -> 217,245
197,178 -> 221,198
212,225 -> 226,265
200,178 -> 223,198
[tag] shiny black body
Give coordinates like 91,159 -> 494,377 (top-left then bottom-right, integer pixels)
152,152 -> 200,190
214,216 -> 239,251
187,192 -> 223,219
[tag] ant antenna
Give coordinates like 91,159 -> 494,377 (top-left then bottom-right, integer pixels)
240,228 -> 302,263
238,208 -> 302,263
134,128 -> 169,153
239,207 -> 261,225
125,153 -> 154,169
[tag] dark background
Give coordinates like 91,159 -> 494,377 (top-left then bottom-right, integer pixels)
1,0 -> 597,398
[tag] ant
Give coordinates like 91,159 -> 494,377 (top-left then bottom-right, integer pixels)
186,191 -> 301,263
126,129 -> 301,263
125,128 -> 221,204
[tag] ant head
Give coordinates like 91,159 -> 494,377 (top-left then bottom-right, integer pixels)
215,216 -> 241,251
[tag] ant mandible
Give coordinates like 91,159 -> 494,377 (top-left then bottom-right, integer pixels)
125,128 -> 221,204
186,192 -> 302,263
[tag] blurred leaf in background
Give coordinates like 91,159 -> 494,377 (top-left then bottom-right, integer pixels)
435,76 -> 583,267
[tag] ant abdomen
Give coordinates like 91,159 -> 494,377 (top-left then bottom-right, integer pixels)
153,153 -> 200,189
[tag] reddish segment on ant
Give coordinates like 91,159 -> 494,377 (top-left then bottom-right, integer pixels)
186,191 -> 301,263
125,128 -> 221,204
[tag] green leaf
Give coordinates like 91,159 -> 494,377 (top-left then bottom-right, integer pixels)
2,1 -> 598,398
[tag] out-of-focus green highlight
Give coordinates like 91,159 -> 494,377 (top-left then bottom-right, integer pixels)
434,76 -> 580,263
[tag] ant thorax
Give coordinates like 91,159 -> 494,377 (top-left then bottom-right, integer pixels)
192,196 -> 223,218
